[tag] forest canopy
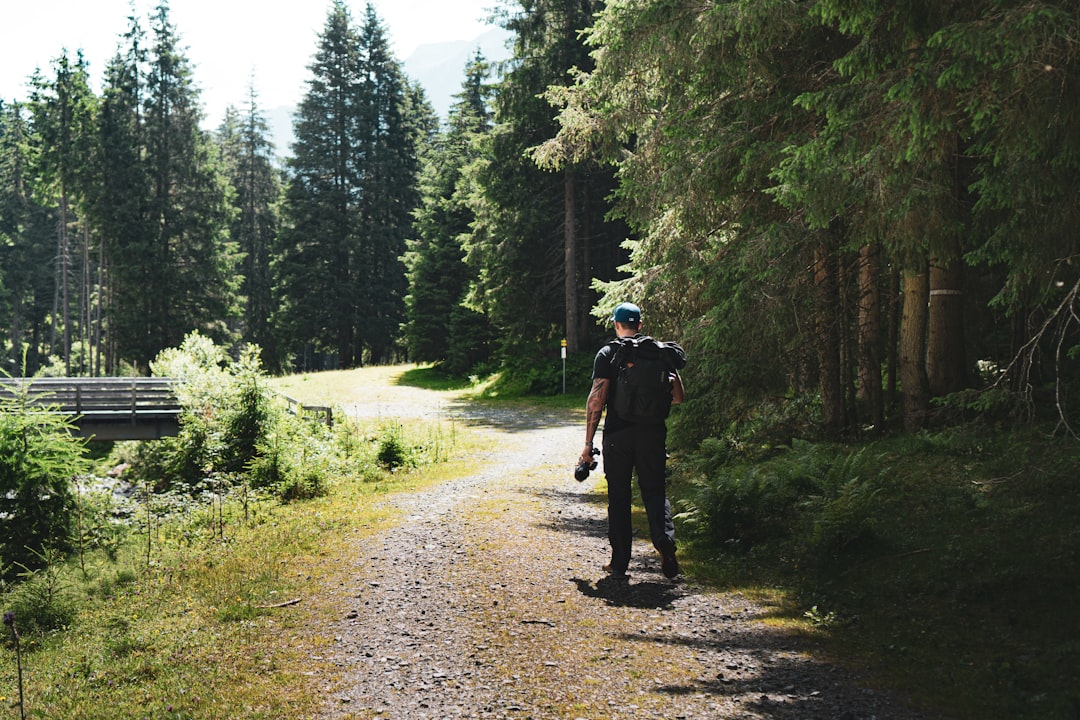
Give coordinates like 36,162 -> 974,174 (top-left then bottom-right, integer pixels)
1,0 -> 1077,441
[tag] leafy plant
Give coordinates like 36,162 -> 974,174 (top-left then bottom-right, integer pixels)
0,377 -> 89,579
5,549 -> 77,636
376,427 -> 413,470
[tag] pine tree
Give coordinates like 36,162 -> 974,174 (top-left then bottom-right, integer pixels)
545,0 -> 840,437
354,4 -> 423,363
467,0 -> 627,363
405,51 -> 494,370
0,101 -> 56,375
94,13 -> 151,373
277,1 -> 422,368
277,0 -> 365,369
216,86 -> 282,369
142,2 -> 239,357
28,51 -> 99,375
95,2 -> 239,371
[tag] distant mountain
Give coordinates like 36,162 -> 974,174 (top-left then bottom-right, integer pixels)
265,104 -> 296,164
403,27 -> 512,118
264,27 -> 512,164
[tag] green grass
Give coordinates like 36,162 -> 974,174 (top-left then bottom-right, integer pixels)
395,363 -> 478,391
0,372 -> 487,719
671,427 -> 1080,720
8,362 -> 1071,719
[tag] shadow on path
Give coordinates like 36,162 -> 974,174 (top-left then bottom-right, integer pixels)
571,576 -> 686,609
443,399 -> 580,432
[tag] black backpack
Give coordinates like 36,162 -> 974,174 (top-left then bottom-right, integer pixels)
609,336 -> 686,423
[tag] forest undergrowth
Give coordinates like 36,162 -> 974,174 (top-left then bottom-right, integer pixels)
1,359 -> 1076,719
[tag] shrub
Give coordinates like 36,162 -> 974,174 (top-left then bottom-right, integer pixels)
377,430 -> 412,470
3,554 -> 78,635
127,334 -> 280,491
0,381 -> 89,580
679,440 -> 883,566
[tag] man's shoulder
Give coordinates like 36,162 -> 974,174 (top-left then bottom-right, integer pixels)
596,338 -> 622,357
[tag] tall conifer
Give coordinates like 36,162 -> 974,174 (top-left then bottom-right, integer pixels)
28,51 -> 99,375
278,1 -> 422,368
468,0 -> 626,360
405,51 -> 494,370
0,102 -> 55,374
95,2 -> 238,371
217,87 -> 282,369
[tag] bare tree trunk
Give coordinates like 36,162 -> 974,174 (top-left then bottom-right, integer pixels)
814,242 -> 845,436
79,221 -> 90,376
579,174 -> 592,343
61,194 -> 71,375
886,266 -> 900,416
840,250 -> 857,426
10,295 -> 22,373
564,169 -> 580,353
857,243 -> 884,431
927,248 -> 967,397
900,264 -> 930,432
96,245 -> 106,376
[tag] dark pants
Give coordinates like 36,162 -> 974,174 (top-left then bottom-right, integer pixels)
602,423 -> 675,575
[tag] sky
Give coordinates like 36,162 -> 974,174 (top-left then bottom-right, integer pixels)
0,0 -> 506,125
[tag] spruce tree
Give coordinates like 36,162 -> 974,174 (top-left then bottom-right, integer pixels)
277,1 -> 422,368
0,102 -> 56,375
354,4 -> 423,363
405,51 -> 494,371
28,51 -> 99,375
94,14 -> 152,373
142,2 -> 238,358
216,87 -> 282,369
277,0 -> 365,369
96,2 -> 239,371
467,0 -> 627,364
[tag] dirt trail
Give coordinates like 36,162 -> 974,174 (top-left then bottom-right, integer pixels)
314,386 -> 930,720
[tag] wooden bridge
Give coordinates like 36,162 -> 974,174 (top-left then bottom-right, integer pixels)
0,377 -> 181,441
0,378 -> 333,441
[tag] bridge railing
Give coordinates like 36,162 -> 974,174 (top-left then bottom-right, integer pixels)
0,377 -> 180,414
278,392 -> 333,428
0,377 -> 182,440
0,378 -> 332,439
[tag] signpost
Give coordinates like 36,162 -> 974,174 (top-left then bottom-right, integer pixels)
561,339 -> 567,394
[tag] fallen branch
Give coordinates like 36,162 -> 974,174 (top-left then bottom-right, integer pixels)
256,598 -> 302,608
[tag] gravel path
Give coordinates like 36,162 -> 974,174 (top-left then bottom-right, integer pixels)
315,393 -> 932,720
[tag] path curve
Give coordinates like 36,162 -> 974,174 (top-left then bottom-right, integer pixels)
315,389 -> 930,720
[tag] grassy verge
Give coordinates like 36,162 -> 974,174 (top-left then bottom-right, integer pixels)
0,368 -> 486,719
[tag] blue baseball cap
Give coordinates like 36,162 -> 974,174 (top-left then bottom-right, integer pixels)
612,302 -> 641,324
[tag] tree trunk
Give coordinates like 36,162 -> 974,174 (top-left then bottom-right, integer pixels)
79,221 -> 90,376
927,250 -> 967,397
900,264 -> 930,432
857,243 -> 884,431
10,295 -> 22,373
564,169 -> 580,353
579,174 -> 593,344
95,239 -> 105,376
886,265 -> 900,415
814,242 -> 845,436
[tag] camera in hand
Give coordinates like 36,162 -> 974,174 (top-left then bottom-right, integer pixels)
575,447 -> 601,482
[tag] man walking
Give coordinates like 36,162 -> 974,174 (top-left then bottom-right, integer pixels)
578,302 -> 686,581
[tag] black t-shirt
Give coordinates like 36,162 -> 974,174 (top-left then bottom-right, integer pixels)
592,335 -> 637,433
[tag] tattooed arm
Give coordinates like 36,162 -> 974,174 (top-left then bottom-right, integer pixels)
580,377 -> 610,464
